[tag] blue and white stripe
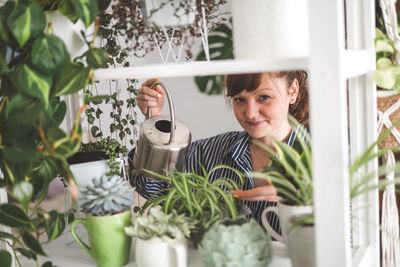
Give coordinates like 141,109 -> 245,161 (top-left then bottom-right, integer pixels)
130,129 -> 301,236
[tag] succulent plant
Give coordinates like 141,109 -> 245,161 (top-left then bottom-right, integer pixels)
199,217 -> 273,267
124,207 -> 194,241
79,174 -> 134,216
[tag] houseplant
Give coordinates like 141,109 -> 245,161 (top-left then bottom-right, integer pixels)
71,174 -> 134,267
68,137 -> 127,189
0,0 -> 110,266
107,0 -> 229,59
199,217 -> 273,267
374,1 -> 400,149
125,207 -> 194,267
194,20 -> 232,95
251,116 -> 313,266
139,164 -> 244,246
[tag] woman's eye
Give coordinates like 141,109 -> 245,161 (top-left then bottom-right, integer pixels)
233,97 -> 244,103
259,95 -> 271,101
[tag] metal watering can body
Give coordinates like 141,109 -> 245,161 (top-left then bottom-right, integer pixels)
133,82 -> 191,181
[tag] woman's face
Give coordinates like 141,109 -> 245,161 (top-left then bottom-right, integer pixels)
232,73 -> 296,141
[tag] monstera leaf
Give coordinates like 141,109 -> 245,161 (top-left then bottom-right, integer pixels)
194,21 -> 233,95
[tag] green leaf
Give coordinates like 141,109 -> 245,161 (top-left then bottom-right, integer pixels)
7,2 -> 46,47
22,232 -> 46,256
194,75 -> 225,95
42,261 -> 56,267
42,98 -> 67,129
375,39 -> 394,53
53,62 -> 90,96
373,67 -> 400,90
9,65 -> 52,108
3,141 -> 37,163
70,0 -> 99,27
16,247 -> 36,260
0,203 -> 31,227
31,34 -> 69,75
6,94 -> 44,126
58,0 -> 78,22
0,1 -> 15,44
0,250 -> 12,267
85,47 -> 108,68
194,22 -> 233,95
0,231 -> 23,246
13,181 -> 33,208
376,58 -> 394,70
0,49 -> 10,75
45,211 -> 66,241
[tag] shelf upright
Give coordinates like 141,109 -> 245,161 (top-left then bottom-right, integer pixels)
308,0 -> 378,266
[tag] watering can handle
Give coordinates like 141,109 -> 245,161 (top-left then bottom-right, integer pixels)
147,81 -> 175,145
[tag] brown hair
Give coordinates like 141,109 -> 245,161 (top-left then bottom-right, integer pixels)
225,71 -> 309,127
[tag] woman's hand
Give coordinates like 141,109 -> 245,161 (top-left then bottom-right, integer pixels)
136,78 -> 166,118
230,184 -> 280,202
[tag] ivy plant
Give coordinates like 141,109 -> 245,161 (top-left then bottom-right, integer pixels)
0,0 -> 109,266
82,8 -> 140,156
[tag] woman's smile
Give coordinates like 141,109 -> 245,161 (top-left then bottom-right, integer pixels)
246,120 -> 266,127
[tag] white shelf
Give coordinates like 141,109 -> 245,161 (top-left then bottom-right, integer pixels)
20,228 -> 292,267
93,58 -> 308,80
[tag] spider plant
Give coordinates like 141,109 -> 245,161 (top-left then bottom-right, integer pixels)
252,116 -> 312,206
139,164 -> 244,244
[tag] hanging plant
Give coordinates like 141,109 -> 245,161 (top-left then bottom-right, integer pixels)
108,0 -> 229,59
82,9 -> 140,157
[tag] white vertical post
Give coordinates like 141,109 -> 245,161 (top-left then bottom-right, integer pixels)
308,0 -> 352,266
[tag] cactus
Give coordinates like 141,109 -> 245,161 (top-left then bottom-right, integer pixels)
199,217 -> 273,267
79,174 -> 134,216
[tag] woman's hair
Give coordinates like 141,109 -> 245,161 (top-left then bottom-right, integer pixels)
225,71 -> 309,126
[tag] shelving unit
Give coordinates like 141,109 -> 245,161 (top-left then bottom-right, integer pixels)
92,1 -> 378,266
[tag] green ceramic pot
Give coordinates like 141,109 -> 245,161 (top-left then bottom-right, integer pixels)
71,210 -> 132,267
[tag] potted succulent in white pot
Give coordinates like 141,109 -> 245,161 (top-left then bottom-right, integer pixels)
124,207 -> 194,267
71,174 -> 134,267
199,217 -> 273,267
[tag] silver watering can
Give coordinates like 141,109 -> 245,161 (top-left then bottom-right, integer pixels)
133,81 -> 191,181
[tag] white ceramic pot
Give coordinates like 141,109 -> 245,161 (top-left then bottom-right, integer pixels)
135,237 -> 188,267
261,202 -> 312,246
232,0 -> 309,59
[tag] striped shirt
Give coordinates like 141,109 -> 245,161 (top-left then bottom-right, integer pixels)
129,129 -> 303,235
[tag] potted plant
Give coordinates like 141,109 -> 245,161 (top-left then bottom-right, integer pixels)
374,2 -> 400,149
199,217 -> 273,267
71,174 -> 134,267
139,164 -> 245,246
251,116 -> 314,267
67,137 -> 127,188
106,0 -> 229,59
0,0 -> 110,266
124,207 -> 194,267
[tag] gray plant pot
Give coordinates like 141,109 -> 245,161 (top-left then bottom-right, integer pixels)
287,225 -> 316,267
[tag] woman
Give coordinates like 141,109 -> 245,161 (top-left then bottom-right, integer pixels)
130,71 -> 309,234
